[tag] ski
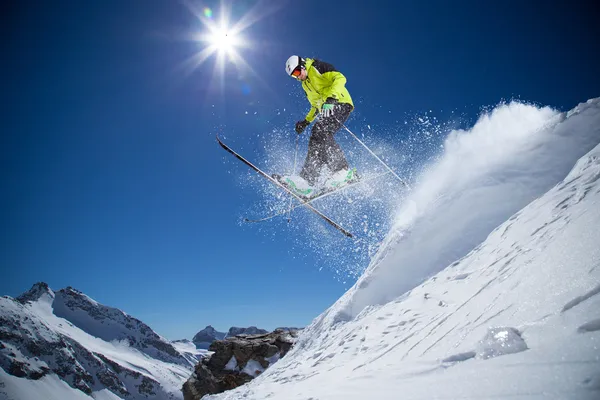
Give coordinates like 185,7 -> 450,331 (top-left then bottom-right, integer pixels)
216,134 -> 354,238
244,171 -> 391,223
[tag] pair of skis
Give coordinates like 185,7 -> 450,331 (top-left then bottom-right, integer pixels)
245,170 -> 391,223
217,135 -> 366,238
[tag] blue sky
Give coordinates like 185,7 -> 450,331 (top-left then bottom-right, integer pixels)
2,0 -> 599,340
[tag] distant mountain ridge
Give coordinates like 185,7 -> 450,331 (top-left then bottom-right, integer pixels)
0,282 -> 200,399
192,325 -> 226,349
192,326 -> 270,349
225,326 -> 269,337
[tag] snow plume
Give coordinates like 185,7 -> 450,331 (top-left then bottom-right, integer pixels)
341,98 -> 600,318
227,99 -> 599,290
240,111 -> 449,281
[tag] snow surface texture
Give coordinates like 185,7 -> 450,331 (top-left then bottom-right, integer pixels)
206,98 -> 600,399
0,285 -> 202,400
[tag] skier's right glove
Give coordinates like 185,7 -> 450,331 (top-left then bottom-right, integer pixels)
295,120 -> 310,134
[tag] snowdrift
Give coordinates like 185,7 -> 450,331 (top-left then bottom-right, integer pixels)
206,98 -> 600,400
342,99 -> 600,318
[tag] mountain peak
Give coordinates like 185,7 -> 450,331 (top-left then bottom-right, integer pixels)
57,286 -> 100,307
1,283 -> 197,399
192,326 -> 226,348
16,282 -> 55,304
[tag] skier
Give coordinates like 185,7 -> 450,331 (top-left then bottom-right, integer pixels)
278,55 -> 358,198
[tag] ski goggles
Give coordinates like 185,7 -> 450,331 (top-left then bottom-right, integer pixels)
290,66 -> 302,78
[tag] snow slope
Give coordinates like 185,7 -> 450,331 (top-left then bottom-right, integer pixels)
0,284 -> 196,400
206,98 -> 600,399
172,339 -> 209,362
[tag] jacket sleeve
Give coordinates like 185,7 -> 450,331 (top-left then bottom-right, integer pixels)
302,80 -> 319,122
305,106 -> 318,122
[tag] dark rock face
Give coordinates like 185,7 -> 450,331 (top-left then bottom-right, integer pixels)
225,326 -> 268,338
182,328 -> 300,400
15,282 -> 52,304
192,325 -> 226,349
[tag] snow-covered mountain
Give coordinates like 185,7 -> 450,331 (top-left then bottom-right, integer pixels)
0,283 -> 198,400
204,98 -> 600,399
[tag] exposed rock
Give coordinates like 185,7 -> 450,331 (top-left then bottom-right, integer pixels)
182,328 -> 301,400
15,282 -> 54,304
193,325 -> 271,349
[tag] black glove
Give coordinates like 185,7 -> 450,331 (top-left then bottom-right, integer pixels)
295,119 -> 310,134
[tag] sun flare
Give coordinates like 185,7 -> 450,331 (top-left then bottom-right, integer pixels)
208,29 -> 237,53
178,1 -> 284,96
179,2 -> 257,78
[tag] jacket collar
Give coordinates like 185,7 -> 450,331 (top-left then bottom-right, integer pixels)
304,58 -> 314,70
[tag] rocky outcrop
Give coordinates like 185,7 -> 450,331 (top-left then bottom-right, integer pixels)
182,328 -> 300,400
15,282 -> 54,304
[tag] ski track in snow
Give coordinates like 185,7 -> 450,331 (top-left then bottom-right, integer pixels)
206,98 -> 600,400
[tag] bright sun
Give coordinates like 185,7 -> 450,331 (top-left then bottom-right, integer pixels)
209,29 -> 236,53
179,2 -> 259,79
178,1 -> 283,93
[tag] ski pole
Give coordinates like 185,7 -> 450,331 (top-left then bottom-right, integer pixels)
341,123 -> 411,189
287,134 -> 300,222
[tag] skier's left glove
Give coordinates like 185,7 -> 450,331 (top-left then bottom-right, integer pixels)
321,97 -> 338,118
295,119 -> 310,134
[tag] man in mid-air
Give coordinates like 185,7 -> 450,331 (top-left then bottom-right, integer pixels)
277,55 -> 358,198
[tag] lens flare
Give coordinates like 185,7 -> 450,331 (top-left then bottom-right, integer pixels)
179,1 -> 284,98
207,28 -> 236,53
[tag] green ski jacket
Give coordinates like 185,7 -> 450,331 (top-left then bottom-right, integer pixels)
301,58 -> 354,122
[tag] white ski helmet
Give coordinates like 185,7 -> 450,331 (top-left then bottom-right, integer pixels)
285,55 -> 302,76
